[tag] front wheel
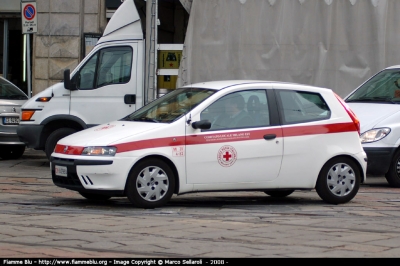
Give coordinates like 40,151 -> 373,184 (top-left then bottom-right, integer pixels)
45,128 -> 77,159
316,157 -> 360,204
385,150 -> 400,187
126,159 -> 175,209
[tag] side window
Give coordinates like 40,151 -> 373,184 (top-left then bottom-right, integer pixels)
200,90 -> 270,131
75,46 -> 132,90
277,90 -> 331,124
97,47 -> 132,87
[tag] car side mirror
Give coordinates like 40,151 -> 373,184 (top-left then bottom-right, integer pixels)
64,69 -> 77,91
192,120 -> 211,130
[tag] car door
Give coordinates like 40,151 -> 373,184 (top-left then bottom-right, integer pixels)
70,44 -> 138,126
273,85 -> 333,185
185,88 -> 283,185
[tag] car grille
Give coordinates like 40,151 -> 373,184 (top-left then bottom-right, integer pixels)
51,157 -> 84,190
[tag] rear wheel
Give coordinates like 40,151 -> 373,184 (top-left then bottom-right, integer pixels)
316,157 -> 360,204
385,150 -> 400,187
264,190 -> 294,198
45,128 -> 77,159
79,192 -> 111,201
0,145 -> 25,160
126,159 -> 175,209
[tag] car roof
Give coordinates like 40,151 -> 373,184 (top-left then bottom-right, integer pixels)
183,80 -> 328,91
385,65 -> 400,70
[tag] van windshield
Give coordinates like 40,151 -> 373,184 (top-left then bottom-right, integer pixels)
346,69 -> 400,104
121,88 -> 216,123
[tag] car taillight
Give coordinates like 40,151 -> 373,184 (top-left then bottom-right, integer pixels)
334,93 -> 360,135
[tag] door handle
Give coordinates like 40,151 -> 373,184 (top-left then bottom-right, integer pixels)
263,134 -> 276,140
124,94 -> 136,104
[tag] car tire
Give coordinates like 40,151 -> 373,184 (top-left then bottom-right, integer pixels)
0,145 -> 25,160
79,192 -> 111,201
264,190 -> 294,198
45,128 -> 77,159
126,159 -> 175,209
385,150 -> 400,188
316,157 -> 360,204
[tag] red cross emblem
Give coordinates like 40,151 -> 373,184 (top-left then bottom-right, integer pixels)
223,151 -> 232,161
217,145 -> 237,167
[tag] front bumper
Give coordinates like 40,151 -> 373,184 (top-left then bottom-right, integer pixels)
17,124 -> 44,149
363,147 -> 396,175
50,155 -> 131,196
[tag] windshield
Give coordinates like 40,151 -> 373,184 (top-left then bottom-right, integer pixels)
346,69 -> 400,104
0,78 -> 28,100
121,88 -> 216,123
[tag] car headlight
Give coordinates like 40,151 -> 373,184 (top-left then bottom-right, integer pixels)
81,146 -> 117,156
360,128 -> 391,143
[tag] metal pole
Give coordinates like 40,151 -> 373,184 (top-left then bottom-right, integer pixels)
3,19 -> 8,80
145,0 -> 158,104
27,34 -> 31,98
145,0 -> 151,104
153,0 -> 158,101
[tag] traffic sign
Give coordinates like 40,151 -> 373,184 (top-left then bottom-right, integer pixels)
21,1 -> 37,34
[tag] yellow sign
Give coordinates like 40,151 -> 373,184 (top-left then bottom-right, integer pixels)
158,51 -> 182,69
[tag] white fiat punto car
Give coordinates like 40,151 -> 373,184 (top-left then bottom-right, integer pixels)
50,80 -> 367,208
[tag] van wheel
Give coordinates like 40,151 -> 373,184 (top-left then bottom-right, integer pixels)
385,150 -> 400,187
126,159 -> 175,209
79,192 -> 111,201
0,145 -> 25,160
316,157 -> 360,204
264,190 -> 294,198
45,128 -> 77,159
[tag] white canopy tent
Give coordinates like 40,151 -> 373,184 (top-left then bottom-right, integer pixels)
178,0 -> 400,97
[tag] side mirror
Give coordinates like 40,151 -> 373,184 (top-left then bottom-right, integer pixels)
64,69 -> 71,90
192,120 -> 211,130
63,69 -> 77,91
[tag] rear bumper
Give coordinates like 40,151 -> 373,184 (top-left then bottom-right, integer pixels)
0,131 -> 25,145
16,124 -> 44,149
363,147 -> 396,175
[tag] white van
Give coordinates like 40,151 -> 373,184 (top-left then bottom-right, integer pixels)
17,0 -> 145,159
345,65 -> 400,187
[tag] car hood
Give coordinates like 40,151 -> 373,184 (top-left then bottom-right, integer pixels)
347,102 -> 400,133
58,121 -> 167,147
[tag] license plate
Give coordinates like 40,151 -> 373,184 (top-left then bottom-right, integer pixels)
55,165 -> 68,177
3,117 -> 20,125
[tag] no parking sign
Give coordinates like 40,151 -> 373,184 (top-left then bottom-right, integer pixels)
21,1 -> 37,34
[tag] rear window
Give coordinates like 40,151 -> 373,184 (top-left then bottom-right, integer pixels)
0,78 -> 27,100
276,90 -> 331,125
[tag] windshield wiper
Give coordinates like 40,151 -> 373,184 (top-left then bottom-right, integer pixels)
132,117 -> 159,123
346,96 -> 398,104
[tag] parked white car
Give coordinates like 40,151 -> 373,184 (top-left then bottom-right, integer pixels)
346,65 -> 400,187
0,77 -> 28,159
50,80 -> 366,208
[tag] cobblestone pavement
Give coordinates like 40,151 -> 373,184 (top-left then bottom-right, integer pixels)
0,148 -> 400,258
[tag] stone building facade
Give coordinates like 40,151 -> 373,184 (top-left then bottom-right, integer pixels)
33,0 -> 107,95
